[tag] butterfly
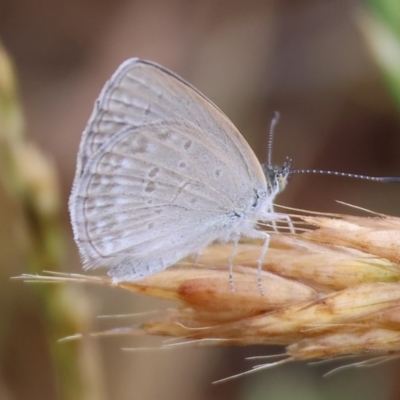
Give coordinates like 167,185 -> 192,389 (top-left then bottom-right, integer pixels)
69,58 -> 295,294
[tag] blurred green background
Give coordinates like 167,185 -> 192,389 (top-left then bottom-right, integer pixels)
1,1 -> 400,399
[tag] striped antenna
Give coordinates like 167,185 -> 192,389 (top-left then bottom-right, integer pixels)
267,111 -> 280,166
290,169 -> 400,183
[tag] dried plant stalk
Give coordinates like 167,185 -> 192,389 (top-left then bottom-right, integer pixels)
20,211 -> 400,372
0,41 -> 105,400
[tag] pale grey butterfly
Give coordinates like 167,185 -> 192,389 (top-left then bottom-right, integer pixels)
69,58 -> 400,294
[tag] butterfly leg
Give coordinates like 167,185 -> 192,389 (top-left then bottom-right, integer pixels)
267,206 -> 295,234
193,250 -> 202,268
266,205 -> 279,232
257,232 -> 271,295
240,229 -> 271,295
277,213 -> 295,234
270,220 -> 278,232
229,229 -> 273,295
228,233 -> 240,292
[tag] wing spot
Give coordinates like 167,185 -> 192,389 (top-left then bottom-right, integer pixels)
148,167 -> 159,178
144,105 -> 151,115
145,181 -> 156,192
215,168 -> 222,179
130,136 -> 148,154
178,161 -> 186,169
184,140 -> 192,150
158,131 -> 172,140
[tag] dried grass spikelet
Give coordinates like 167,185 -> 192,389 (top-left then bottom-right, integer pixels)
134,211 -> 400,360
21,210 -> 400,373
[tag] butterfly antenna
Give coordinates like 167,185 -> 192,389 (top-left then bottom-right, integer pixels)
267,111 -> 280,166
290,169 -> 400,183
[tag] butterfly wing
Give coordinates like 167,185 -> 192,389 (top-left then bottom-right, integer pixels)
69,58 -> 267,281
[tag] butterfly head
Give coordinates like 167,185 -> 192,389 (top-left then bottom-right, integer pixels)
262,156 -> 292,197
